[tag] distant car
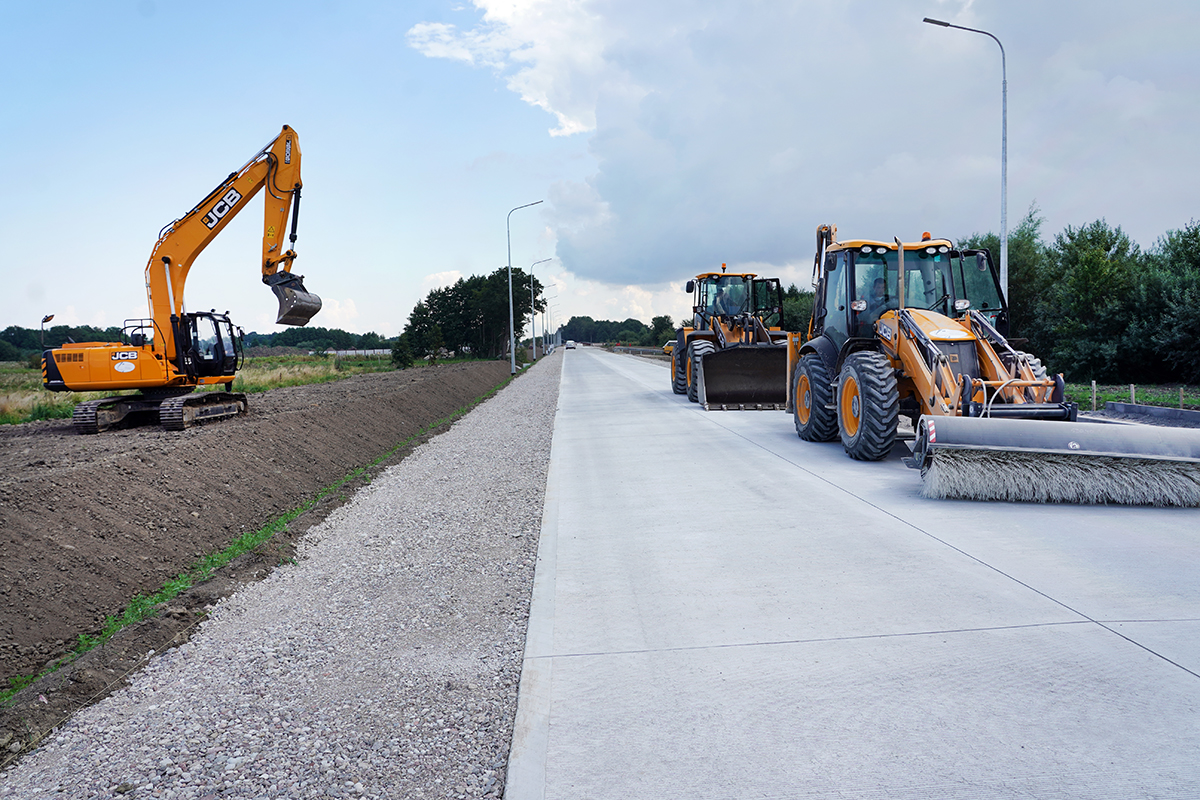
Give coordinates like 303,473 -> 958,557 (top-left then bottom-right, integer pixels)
566,340 -> 577,349
662,340 -> 674,356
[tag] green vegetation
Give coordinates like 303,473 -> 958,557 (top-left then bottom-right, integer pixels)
960,209 -> 1200,384
1065,383 -> 1200,413
1,375 -> 513,705
402,267 -> 544,359
0,353 -> 461,426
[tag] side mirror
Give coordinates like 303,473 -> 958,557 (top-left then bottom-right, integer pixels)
685,280 -> 695,293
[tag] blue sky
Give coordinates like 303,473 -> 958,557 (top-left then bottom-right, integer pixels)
2,0 -> 1197,338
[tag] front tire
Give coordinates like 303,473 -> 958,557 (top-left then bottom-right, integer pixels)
837,351 -> 899,461
672,347 -> 687,395
686,340 -> 714,403
793,353 -> 837,441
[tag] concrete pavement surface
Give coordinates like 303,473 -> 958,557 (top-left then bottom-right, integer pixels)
506,347 -> 1200,799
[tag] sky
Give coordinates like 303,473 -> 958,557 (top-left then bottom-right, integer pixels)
2,0 -> 1197,339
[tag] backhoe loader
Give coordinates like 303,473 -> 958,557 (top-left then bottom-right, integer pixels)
42,125 -> 322,434
671,266 -> 789,409
786,224 -> 1200,505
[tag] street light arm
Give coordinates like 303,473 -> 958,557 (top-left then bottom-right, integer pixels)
923,16 -> 1007,302
507,200 -> 544,374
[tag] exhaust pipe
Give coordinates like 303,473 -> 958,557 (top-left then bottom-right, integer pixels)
266,272 -> 322,326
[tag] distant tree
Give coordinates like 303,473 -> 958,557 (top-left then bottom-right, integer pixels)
782,284 -> 815,334
650,315 -> 675,344
0,340 -> 20,361
1143,219 -> 1200,382
957,204 -> 1049,341
1038,219 -> 1142,381
391,332 -> 414,369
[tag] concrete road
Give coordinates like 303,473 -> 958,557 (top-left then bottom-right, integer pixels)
507,347 -> 1200,800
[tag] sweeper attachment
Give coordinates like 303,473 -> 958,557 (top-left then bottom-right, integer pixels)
907,416 -> 1200,506
671,265 -> 789,409
787,224 -> 1200,505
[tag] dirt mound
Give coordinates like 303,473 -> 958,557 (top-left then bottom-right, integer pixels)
0,361 -> 511,688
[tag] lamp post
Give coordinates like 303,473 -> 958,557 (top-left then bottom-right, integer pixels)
40,314 -> 54,350
528,257 -> 553,362
507,201 -> 543,374
924,16 -> 1007,301
541,294 -> 557,354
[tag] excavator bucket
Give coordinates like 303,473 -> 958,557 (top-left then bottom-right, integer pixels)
699,345 -> 788,409
269,273 -> 323,326
905,415 -> 1200,506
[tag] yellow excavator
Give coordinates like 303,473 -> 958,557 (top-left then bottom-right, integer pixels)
671,265 -> 789,409
42,125 -> 322,434
787,224 -> 1200,505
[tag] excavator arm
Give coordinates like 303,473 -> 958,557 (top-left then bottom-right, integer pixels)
144,125 -> 321,361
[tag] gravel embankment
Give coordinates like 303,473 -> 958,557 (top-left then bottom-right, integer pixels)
0,355 -> 562,799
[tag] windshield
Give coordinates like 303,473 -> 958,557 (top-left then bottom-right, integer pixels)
850,244 -> 954,315
700,275 -> 751,316
951,250 -> 1004,313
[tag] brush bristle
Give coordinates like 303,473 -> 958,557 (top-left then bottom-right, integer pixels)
921,449 -> 1200,506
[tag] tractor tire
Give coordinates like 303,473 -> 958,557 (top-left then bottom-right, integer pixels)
1014,350 -> 1048,381
836,351 -> 899,461
672,347 -> 688,394
793,353 -> 837,442
686,340 -> 714,403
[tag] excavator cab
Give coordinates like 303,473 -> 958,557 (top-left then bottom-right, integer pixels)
185,312 -> 242,378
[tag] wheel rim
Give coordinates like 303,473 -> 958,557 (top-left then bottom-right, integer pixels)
840,375 -> 860,438
796,374 -> 812,424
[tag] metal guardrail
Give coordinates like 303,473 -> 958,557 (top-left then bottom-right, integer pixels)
612,346 -> 668,356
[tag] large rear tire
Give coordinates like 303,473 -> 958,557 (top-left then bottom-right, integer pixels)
672,346 -> 688,395
837,351 -> 899,461
793,353 -> 837,442
686,340 -> 714,403
1014,350 -> 1048,381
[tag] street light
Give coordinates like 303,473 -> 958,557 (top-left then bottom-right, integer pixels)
924,16 -> 1008,301
40,314 -> 54,350
507,201 -> 543,374
528,257 -> 554,362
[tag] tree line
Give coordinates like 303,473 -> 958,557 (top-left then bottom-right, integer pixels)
396,267 -> 544,362
961,210 -> 1200,383
0,324 -> 390,361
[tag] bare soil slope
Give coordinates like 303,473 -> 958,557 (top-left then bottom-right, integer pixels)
0,361 -> 511,689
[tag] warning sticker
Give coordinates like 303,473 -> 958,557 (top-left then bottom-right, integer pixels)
266,225 -> 277,239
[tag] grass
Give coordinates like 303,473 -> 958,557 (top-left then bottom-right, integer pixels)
1065,383 -> 1200,413
0,353 -> 484,425
1,374 -> 514,705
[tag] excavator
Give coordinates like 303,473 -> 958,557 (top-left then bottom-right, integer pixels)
671,265 -> 789,409
42,125 -> 322,434
786,224 -> 1200,505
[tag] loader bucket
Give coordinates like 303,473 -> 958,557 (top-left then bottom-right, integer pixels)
698,345 -> 788,408
269,273 -> 323,326
906,415 -> 1200,506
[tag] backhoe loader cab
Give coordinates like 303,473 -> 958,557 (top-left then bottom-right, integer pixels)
671,267 -> 789,409
789,225 -> 1073,460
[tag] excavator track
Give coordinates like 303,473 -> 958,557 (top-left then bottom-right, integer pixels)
71,395 -> 163,435
159,392 -> 248,431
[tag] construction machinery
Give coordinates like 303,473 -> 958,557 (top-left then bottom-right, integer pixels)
42,125 -> 322,434
671,265 -> 789,409
786,224 -> 1200,505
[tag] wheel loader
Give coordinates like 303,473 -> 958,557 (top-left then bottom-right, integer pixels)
42,125 -> 322,434
786,224 -> 1200,505
671,265 -> 789,409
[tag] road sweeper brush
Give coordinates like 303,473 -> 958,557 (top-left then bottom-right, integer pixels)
785,224 -> 1200,505
671,265 -> 789,409
907,416 -> 1200,506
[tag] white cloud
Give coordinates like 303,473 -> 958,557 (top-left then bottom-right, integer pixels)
421,270 -> 465,292
412,0 -> 1200,299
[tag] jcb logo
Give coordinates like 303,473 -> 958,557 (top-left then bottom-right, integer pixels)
202,188 -> 243,229
111,351 -> 138,361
